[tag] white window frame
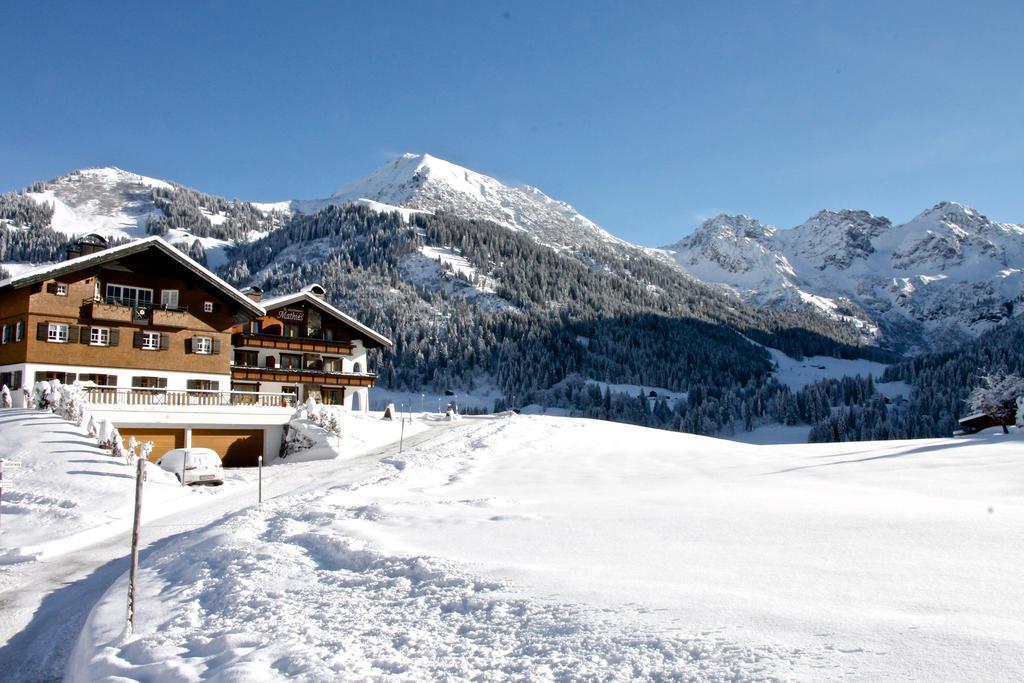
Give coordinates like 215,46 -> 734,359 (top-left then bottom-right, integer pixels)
15,320 -> 23,342
106,284 -> 154,306
55,283 -> 68,296
193,336 -> 213,355
203,301 -> 214,313
161,289 -> 180,310
47,323 -> 69,343
90,326 -> 111,347
1,324 -> 8,344
141,331 -> 161,350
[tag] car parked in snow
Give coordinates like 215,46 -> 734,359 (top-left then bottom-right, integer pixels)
156,448 -> 225,485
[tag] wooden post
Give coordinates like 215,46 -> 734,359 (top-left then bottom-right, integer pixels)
126,457 -> 145,638
258,455 -> 263,507
399,415 -> 406,453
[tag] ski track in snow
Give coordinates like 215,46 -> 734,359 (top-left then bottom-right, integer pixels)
71,419 -> 827,682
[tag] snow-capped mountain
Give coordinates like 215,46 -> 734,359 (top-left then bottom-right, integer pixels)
664,202 -> 1024,351
301,153 -> 629,253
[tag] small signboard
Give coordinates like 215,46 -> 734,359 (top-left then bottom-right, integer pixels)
276,308 -> 304,322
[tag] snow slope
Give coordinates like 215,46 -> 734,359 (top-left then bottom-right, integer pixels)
665,203 -> 1024,350
72,416 -> 1024,681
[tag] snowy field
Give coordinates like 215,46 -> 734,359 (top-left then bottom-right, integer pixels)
69,415 -> 1024,681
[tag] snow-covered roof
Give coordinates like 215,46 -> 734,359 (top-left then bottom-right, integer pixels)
0,236 -> 265,318
261,290 -> 393,348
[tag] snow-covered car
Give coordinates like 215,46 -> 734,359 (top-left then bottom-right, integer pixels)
156,448 -> 225,485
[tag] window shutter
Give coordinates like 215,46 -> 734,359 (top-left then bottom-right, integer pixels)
80,327 -> 90,344
212,339 -> 221,355
185,337 -> 193,354
65,326 -> 77,344
37,323 -> 48,340
133,331 -> 144,348
109,329 -> 120,346
159,334 -> 170,351
46,283 -> 58,294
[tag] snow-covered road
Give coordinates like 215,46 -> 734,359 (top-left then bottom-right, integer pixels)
0,411 -> 462,682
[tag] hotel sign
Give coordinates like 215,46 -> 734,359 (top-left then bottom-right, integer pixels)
276,308 -> 304,322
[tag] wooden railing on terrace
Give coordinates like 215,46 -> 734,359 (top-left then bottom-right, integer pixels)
83,387 -> 297,408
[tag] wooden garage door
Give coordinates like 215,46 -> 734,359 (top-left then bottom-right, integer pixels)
117,428 -> 185,462
192,429 -> 264,468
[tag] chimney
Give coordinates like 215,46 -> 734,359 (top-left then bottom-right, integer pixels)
301,283 -> 326,299
68,234 -> 109,260
241,286 -> 263,302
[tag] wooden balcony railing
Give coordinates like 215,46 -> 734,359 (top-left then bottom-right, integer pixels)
83,387 -> 298,408
231,332 -> 353,354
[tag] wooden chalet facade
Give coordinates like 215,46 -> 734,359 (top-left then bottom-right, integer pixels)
0,235 -> 264,395
230,284 -> 392,412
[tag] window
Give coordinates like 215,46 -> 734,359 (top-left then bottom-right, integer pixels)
281,385 -> 299,397
192,336 -> 213,354
203,301 -> 214,313
81,373 -> 117,386
284,323 -> 301,338
132,376 -> 167,394
234,350 -> 258,367
47,323 -> 69,343
90,326 -> 111,346
322,387 -> 345,405
279,353 -> 302,369
160,289 -> 179,310
0,371 -> 23,389
304,353 -> 322,370
141,331 -> 161,350
35,371 -> 75,383
323,357 -> 341,373
55,283 -> 68,296
14,321 -> 23,342
1,324 -> 9,344
106,284 -> 153,307
187,379 -> 219,391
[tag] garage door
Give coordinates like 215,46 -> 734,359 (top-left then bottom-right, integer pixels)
192,429 -> 265,468
117,428 -> 185,462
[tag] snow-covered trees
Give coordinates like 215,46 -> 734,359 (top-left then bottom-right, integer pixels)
966,373 -> 1024,433
1,384 -> 11,409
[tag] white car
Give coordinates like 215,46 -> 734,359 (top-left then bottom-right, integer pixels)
156,448 -> 225,486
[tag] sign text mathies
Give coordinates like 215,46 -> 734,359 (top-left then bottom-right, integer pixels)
275,308 -> 304,322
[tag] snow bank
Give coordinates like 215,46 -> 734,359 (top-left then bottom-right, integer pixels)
0,410 -> 182,563
276,402 -> 429,464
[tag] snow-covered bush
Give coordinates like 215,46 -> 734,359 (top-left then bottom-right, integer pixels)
30,381 -> 52,410
1,384 -> 11,409
138,440 -> 154,463
56,382 -> 89,425
96,419 -> 115,449
85,414 -> 98,438
967,373 -> 1024,432
281,399 -> 346,459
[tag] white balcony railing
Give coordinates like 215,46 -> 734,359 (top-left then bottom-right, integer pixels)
83,387 -> 297,408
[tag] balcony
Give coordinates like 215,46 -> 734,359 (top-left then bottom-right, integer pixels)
230,365 -> 377,387
82,297 -> 195,328
83,387 -> 298,408
232,332 -> 354,354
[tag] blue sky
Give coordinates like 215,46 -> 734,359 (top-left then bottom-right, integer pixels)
3,1 -> 1023,245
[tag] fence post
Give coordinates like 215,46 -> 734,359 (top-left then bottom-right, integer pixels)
258,454 -> 263,507
125,457 -> 145,638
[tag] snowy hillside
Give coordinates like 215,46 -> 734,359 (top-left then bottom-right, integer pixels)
69,415 -> 1024,681
665,202 -> 1024,351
